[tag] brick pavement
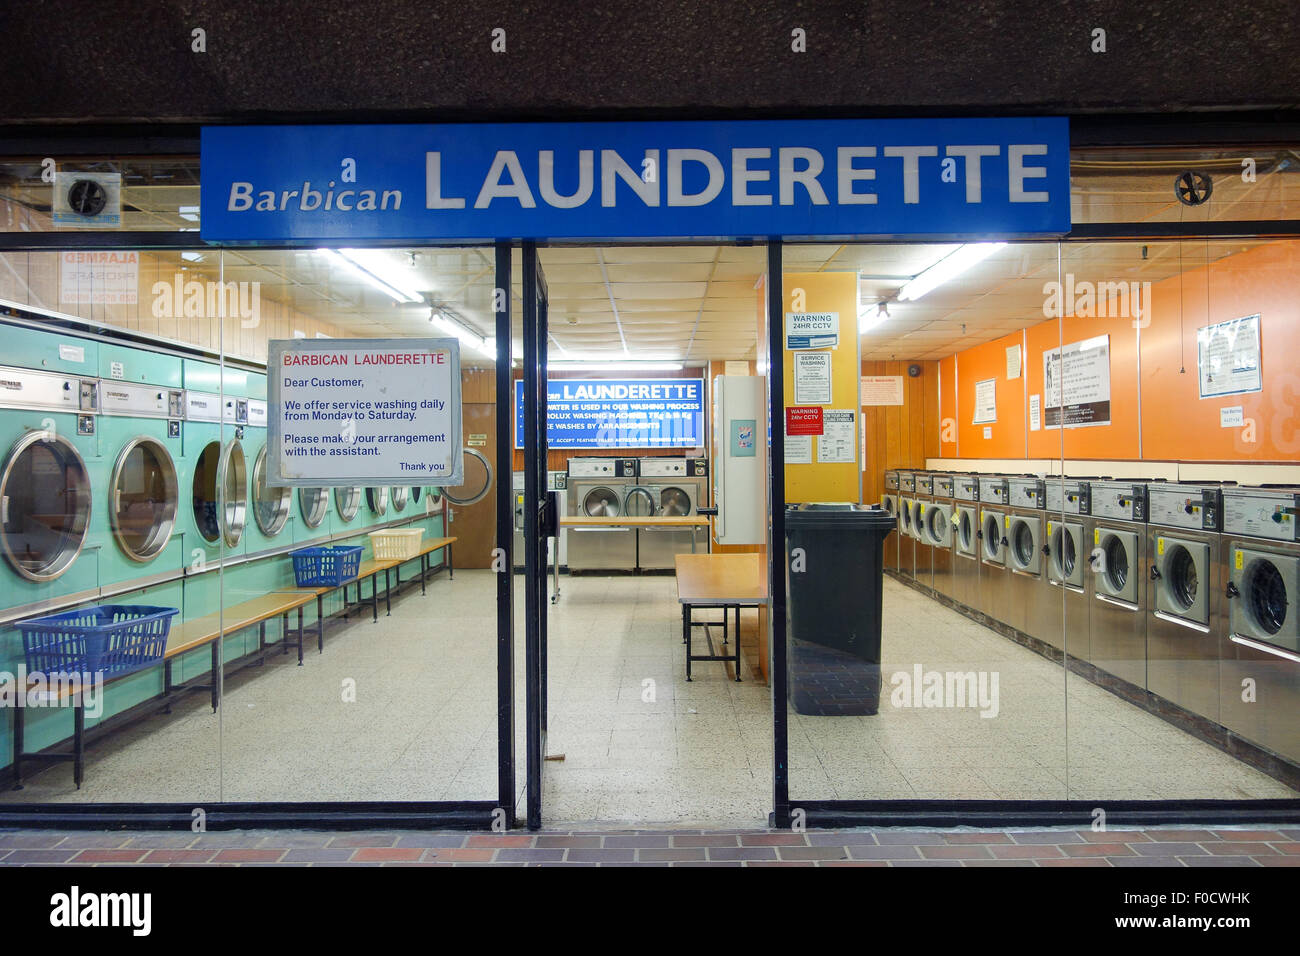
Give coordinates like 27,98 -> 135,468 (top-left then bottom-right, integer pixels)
0,826 -> 1295,866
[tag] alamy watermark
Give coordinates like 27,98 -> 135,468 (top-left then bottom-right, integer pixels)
0,667 -> 105,718
151,273 -> 261,328
1042,274 -> 1151,327
889,664 -> 999,718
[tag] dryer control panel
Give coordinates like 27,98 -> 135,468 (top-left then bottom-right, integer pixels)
1008,477 -> 1045,509
1148,483 -> 1221,531
932,475 -> 954,497
687,457 -> 708,477
1222,489 -> 1300,542
978,476 -> 1008,503
884,470 -> 899,491
1045,480 -> 1090,514
899,472 -> 915,493
916,473 -> 934,494
1089,481 -> 1148,521
640,457 -> 687,478
567,457 -> 637,478
953,476 -> 980,502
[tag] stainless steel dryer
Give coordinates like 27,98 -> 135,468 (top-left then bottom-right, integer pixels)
926,474 -> 956,600
897,470 -> 916,580
635,456 -> 708,570
1005,476 -> 1047,640
1042,477 -> 1091,658
1146,482 -> 1223,723
882,469 -> 900,572
976,475 -> 1010,624
566,456 -> 638,571
912,472 -> 935,590
1086,480 -> 1148,688
951,474 -> 981,612
1218,486 -> 1300,765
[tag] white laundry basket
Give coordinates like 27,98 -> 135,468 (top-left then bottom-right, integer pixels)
368,528 -> 425,561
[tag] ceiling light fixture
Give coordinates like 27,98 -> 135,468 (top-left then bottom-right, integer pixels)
315,248 -> 423,304
429,307 -> 497,360
858,300 -> 890,334
896,242 -> 1006,302
548,361 -> 684,372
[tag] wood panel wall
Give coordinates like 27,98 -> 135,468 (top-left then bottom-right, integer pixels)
859,359 -> 940,506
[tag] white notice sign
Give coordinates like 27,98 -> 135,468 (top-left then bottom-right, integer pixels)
785,311 -> 839,350
817,409 -> 856,463
973,378 -> 997,424
267,337 -> 463,486
860,375 -> 904,406
1198,314 -> 1262,399
785,434 -> 812,464
1006,344 -> 1022,380
1043,335 -> 1111,428
1029,393 -> 1041,431
59,251 -> 138,305
1219,405 -> 1245,428
793,351 -> 833,404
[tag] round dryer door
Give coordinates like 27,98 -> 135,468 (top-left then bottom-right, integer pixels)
111,435 -> 180,562
252,445 -> 290,538
624,487 -> 655,517
218,440 -> 247,548
981,512 -> 1004,561
957,509 -> 975,553
391,487 -> 408,512
659,487 -> 692,517
299,487 -> 329,528
1098,532 -> 1133,598
441,448 -> 494,507
335,486 -> 361,522
1157,538 -> 1209,623
0,431 -> 93,581
583,487 -> 621,518
367,486 -> 389,516
1050,524 -> 1082,586
1235,550 -> 1296,644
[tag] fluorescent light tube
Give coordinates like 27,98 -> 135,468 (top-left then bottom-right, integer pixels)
897,242 -> 1006,302
316,248 -> 423,303
549,361 -> 684,371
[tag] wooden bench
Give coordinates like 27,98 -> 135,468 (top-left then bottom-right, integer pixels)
10,590 -> 319,790
674,553 -> 768,682
328,536 -> 456,622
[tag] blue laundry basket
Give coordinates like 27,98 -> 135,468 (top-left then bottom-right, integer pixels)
291,545 -> 363,587
17,605 -> 178,680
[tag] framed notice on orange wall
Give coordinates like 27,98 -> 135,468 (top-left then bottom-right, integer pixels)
1043,335 -> 1111,428
1197,314 -> 1262,399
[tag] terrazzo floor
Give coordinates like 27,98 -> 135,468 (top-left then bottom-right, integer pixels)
3,570 -> 1294,825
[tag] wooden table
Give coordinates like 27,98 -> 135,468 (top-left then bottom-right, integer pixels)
674,553 -> 768,682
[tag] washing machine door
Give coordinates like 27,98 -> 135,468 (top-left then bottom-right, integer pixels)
391,486 -> 409,513
911,500 -> 925,540
251,445 -> 290,538
1048,520 -> 1084,587
335,486 -> 361,522
582,486 -> 621,518
980,510 -> 1006,565
1094,527 -> 1139,603
883,495 -> 897,517
899,499 -> 914,537
659,486 -> 692,517
1009,515 -> 1042,574
624,486 -> 655,517
1229,547 -> 1299,650
367,486 -> 389,517
1155,535 -> 1210,625
956,506 -> 977,556
218,440 -> 247,547
926,503 -> 953,547
192,439 -> 246,547
299,487 -> 329,529
111,435 -> 179,562
0,431 -> 92,581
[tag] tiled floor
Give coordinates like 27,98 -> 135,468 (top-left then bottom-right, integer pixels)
1,826 -> 1296,866
2,570 -> 1295,825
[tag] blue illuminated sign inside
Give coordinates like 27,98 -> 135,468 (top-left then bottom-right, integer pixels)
515,378 -> 705,449
200,118 -> 1070,242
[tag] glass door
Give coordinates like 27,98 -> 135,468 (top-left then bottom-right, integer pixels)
520,242 -> 551,829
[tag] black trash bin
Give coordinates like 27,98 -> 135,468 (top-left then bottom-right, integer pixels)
785,503 -> 896,716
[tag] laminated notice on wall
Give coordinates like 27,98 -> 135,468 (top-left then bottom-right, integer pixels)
1029,393 -> 1041,431
1043,334 -> 1110,428
973,378 -> 997,424
785,311 -> 839,350
785,434 -> 812,464
817,409 -> 856,463
860,375 -> 904,406
1198,314 -> 1262,399
793,351 -> 833,404
1006,344 -> 1022,380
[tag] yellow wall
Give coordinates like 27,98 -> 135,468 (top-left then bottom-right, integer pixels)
782,271 -> 861,503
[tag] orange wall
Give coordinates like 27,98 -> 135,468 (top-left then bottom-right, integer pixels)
859,359 -> 940,505
943,240 -> 1300,464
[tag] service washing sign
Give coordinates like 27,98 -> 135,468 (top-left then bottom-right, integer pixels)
200,118 -> 1071,242
267,337 -> 462,486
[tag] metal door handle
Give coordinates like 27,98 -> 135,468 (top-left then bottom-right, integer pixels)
1225,581 -> 1239,599
1149,565 -> 1161,581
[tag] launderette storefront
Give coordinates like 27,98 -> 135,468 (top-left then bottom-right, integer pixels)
0,117 -> 1297,830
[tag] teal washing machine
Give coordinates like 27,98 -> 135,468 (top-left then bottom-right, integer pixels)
0,323 -> 103,616
241,370 -> 288,558
96,343 -> 187,591
332,485 -> 363,535
365,486 -> 391,526
181,359 -> 250,571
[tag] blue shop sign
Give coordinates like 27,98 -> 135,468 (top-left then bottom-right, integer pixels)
200,118 -> 1070,242
516,378 -> 705,449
